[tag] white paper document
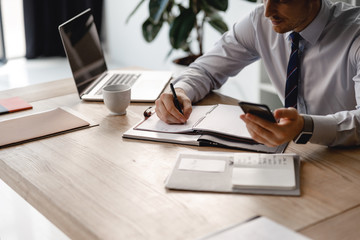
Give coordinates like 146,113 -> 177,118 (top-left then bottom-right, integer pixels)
200,216 -> 311,240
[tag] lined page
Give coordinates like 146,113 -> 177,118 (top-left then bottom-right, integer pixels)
135,105 -> 214,133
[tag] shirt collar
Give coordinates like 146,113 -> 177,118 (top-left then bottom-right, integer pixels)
286,0 -> 330,45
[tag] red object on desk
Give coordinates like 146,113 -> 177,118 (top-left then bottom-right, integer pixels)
0,97 -> 33,114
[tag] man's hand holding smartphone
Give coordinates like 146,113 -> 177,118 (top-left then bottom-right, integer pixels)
239,101 -> 304,147
239,101 -> 276,123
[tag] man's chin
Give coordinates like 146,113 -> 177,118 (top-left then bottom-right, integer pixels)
272,25 -> 291,34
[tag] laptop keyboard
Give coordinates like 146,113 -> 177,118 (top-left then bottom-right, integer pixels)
96,73 -> 141,95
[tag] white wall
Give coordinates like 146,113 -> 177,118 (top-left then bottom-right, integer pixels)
103,0 -> 261,102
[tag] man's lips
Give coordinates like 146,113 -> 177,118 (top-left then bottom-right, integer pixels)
270,19 -> 282,26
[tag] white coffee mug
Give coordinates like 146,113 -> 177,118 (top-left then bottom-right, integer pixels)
102,84 -> 131,115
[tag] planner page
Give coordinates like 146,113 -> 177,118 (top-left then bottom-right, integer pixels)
135,105 -> 214,133
231,153 -> 296,190
193,104 -> 252,139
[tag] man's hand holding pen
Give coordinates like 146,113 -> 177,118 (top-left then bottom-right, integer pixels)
155,84 -> 192,124
170,83 -> 184,115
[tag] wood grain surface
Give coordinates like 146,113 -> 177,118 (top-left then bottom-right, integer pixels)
1,78 -> 360,239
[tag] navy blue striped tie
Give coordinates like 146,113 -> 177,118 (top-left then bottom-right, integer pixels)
285,32 -> 301,109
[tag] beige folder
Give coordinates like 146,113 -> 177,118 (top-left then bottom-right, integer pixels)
0,107 -> 97,148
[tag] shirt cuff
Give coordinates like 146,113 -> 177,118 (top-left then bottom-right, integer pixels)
310,114 -> 337,146
172,81 -> 196,102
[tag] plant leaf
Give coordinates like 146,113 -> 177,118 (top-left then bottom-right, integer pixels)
142,18 -> 163,42
126,0 -> 146,23
149,0 -> 171,24
208,17 -> 228,34
199,0 -> 214,15
169,9 -> 196,49
205,0 -> 228,11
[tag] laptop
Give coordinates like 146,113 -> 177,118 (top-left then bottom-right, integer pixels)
58,8 -> 172,102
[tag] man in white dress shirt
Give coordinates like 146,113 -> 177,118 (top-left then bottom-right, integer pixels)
155,0 -> 360,147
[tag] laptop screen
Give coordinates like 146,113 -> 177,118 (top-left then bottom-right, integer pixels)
58,9 -> 107,95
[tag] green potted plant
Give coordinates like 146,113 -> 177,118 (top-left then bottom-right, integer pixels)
127,0 -> 256,66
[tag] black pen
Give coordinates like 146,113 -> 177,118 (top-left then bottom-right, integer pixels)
170,83 -> 184,115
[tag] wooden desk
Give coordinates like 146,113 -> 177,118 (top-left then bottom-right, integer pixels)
1,78 -> 360,240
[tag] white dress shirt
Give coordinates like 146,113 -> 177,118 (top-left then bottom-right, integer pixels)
173,0 -> 360,147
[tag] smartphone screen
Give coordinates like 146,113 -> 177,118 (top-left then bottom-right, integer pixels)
239,101 -> 276,123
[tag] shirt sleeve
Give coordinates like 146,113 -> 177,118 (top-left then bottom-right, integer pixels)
172,9 -> 261,102
310,37 -> 360,147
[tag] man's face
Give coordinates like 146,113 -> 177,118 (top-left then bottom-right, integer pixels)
264,0 -> 319,33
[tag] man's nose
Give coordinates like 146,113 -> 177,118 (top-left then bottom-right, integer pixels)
264,0 -> 276,18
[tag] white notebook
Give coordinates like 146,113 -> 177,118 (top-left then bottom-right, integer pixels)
134,104 -> 252,140
124,104 -> 289,153
165,151 -> 300,196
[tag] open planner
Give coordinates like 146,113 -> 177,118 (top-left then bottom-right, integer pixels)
165,151 -> 301,196
123,104 -> 287,153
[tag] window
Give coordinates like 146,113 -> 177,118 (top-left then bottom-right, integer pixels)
1,0 -> 25,59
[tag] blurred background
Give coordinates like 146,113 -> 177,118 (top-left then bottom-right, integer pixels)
0,0 -> 357,240
0,0 -> 260,103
